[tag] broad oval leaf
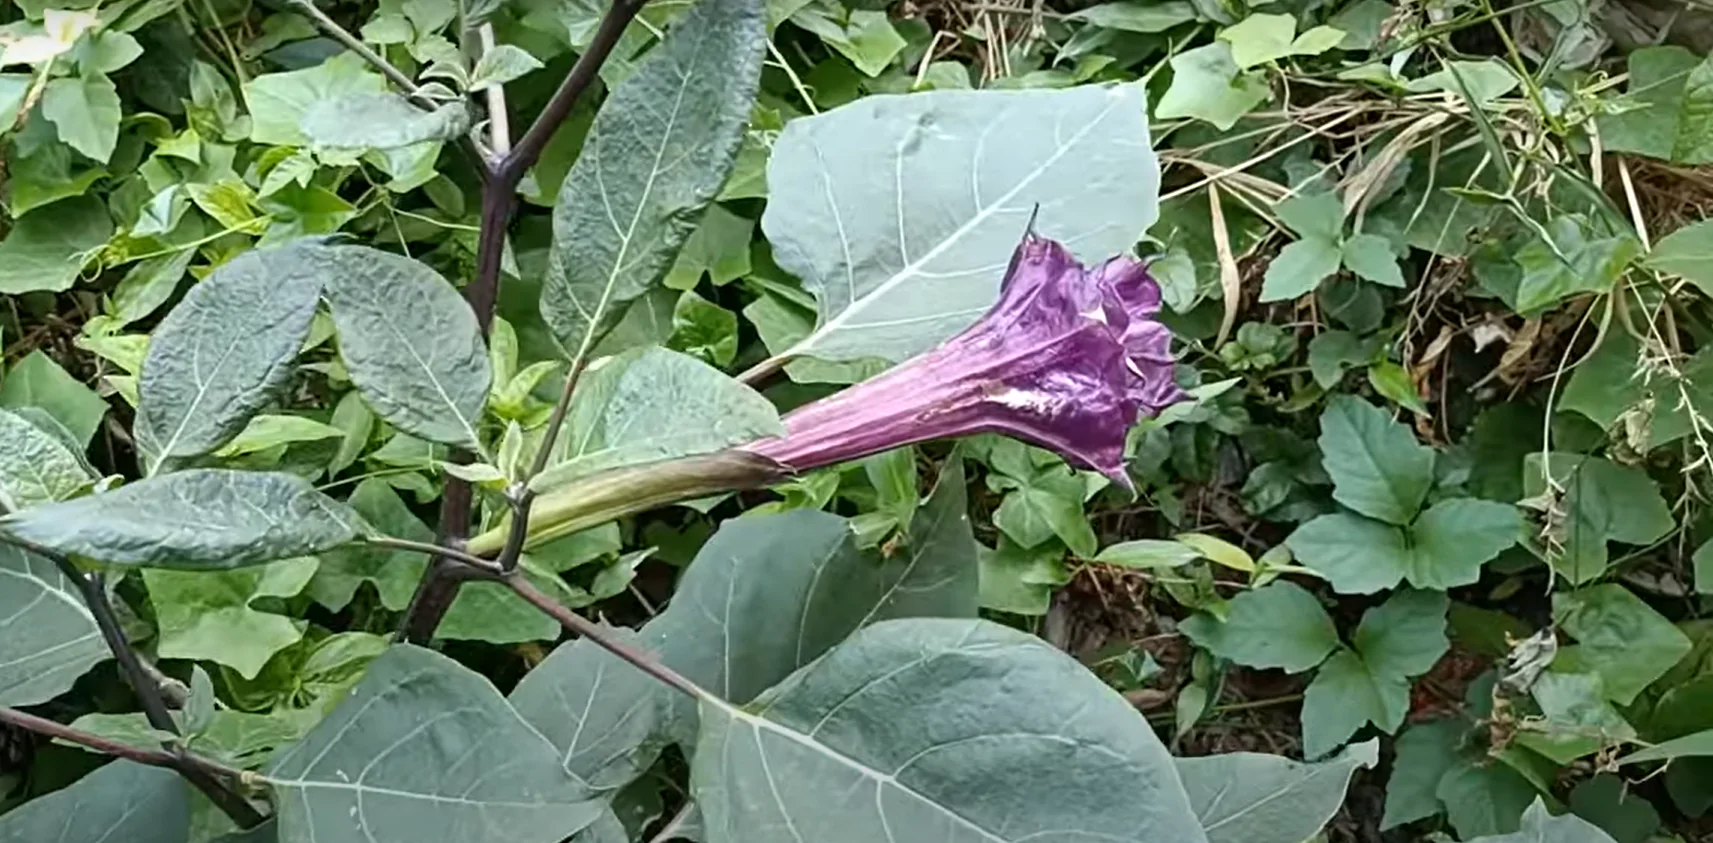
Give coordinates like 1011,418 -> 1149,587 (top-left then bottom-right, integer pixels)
692,618 -> 1208,843
511,462 -> 978,790
532,346 -> 782,492
1176,739 -> 1378,843
265,645 -> 603,843
0,407 -> 90,511
507,623 -> 672,791
540,0 -> 765,359
140,240 -> 326,465
0,544 -> 105,707
0,469 -> 364,570
762,83 -> 1159,364
0,760 -> 190,843
301,94 -> 469,151
321,245 -> 490,449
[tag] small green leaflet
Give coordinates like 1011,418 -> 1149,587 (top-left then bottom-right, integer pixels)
692,619 -> 1208,843
1156,43 -> 1269,130
0,544 -> 105,708
1381,719 -> 1464,829
541,0 -> 765,361
320,245 -> 491,450
1552,584 -> 1691,706
265,645 -> 604,843
1621,728 -> 1713,764
1067,1 -> 1196,33
1647,218 -> 1713,298
1176,740 -> 1377,843
764,83 -> 1158,364
41,73 -> 122,163
1287,499 -> 1521,593
992,466 -> 1097,556
1513,218 -> 1640,313
1317,395 -> 1433,524
1523,452 -> 1674,583
1180,581 -> 1338,673
1300,590 -> 1448,758
1260,193 -> 1404,301
139,240 -> 327,464
0,470 -> 364,570
788,2 -> 904,77
470,44 -> 543,90
300,94 -> 469,152
243,53 -> 388,146
1218,14 -> 1345,70
0,350 -> 110,448
0,761 -> 190,843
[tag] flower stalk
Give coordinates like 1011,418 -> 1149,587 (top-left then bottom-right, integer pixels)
468,233 -> 1184,555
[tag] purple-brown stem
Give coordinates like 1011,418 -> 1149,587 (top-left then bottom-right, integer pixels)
396,0 -> 651,643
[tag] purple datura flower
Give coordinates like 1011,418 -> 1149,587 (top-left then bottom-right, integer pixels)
744,232 -> 1187,486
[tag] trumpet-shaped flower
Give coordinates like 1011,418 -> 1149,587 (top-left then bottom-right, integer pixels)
744,233 -> 1186,485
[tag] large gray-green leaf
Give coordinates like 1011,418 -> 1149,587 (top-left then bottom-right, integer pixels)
763,83 -> 1158,364
0,408 -> 90,511
692,618 -> 1208,843
540,0 -> 764,359
301,94 -> 469,151
1176,740 -> 1378,843
0,544 -> 105,707
666,462 -> 978,708
139,240 -> 326,464
511,463 -> 978,789
265,645 -> 602,843
0,761 -> 190,843
507,623 -> 673,791
1466,799 -> 1620,843
0,470 -> 364,570
322,245 -> 490,449
533,346 -> 781,491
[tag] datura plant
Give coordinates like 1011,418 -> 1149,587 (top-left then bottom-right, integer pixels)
0,0 -> 1681,839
